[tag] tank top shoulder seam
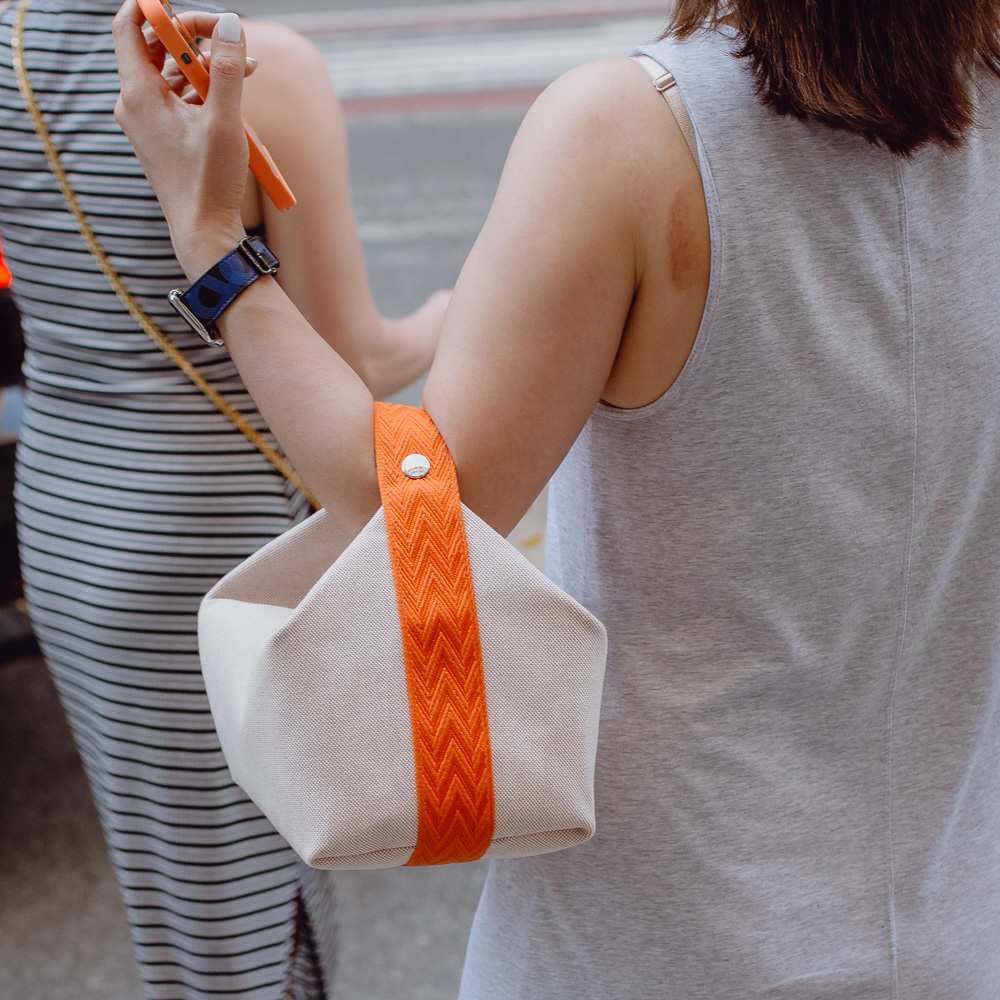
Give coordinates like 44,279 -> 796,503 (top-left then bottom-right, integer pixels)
595,34 -> 728,424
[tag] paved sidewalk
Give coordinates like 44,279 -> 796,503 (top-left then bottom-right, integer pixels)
0,502 -> 544,1000
0,645 -> 491,999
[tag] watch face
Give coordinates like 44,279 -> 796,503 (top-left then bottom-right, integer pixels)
168,288 -> 223,346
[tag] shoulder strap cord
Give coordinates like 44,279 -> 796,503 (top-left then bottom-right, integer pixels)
11,0 -> 319,509
631,54 -> 700,174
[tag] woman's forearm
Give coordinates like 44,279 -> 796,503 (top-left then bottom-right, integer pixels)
204,253 -> 381,536
238,20 -> 446,401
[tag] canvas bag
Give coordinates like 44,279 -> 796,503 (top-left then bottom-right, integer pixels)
198,402 -> 607,869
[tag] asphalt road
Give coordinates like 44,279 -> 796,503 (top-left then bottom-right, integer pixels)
352,107 -> 520,341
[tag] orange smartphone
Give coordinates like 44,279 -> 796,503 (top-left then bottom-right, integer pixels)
137,0 -> 296,212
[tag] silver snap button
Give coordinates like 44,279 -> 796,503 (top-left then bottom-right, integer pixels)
401,453 -> 431,479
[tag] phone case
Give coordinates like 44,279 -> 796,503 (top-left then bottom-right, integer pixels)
137,0 -> 296,212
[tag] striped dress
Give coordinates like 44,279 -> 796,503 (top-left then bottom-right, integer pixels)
0,3 -> 334,997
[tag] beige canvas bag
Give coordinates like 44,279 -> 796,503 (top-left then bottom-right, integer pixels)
198,403 -> 607,869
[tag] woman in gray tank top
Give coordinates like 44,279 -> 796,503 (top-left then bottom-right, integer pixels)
114,0 -> 1000,996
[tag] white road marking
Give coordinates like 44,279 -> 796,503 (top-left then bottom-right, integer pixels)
316,16 -> 666,101
273,0 -> 671,36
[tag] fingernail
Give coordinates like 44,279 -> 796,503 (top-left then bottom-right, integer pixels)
217,12 -> 241,43
246,57 -> 259,70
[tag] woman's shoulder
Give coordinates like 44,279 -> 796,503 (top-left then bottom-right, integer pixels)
238,19 -> 337,156
242,18 -> 327,76
511,58 -> 698,237
532,57 -> 686,150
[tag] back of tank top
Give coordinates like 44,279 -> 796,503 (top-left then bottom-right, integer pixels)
461,27 -> 1000,1000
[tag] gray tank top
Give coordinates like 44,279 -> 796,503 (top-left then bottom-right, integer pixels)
460,27 -> 1000,1000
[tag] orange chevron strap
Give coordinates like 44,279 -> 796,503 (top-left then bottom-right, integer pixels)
373,402 -> 496,866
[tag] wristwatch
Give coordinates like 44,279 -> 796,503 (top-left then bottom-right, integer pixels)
168,236 -> 280,346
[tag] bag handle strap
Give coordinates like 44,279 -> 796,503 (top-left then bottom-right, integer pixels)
10,0 -> 318,509
632,54 -> 701,173
373,401 -> 496,865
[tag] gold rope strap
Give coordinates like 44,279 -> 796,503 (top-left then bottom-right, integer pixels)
11,0 -> 319,509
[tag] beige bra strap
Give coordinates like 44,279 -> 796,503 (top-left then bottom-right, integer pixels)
631,54 -> 700,174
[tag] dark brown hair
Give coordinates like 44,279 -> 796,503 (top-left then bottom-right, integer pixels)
668,0 -> 1000,155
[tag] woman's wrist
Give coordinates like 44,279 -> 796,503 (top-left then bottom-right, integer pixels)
173,225 -> 250,282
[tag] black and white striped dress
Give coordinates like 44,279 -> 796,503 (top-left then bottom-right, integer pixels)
0,3 -> 333,997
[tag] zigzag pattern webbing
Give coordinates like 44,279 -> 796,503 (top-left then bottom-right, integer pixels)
374,402 -> 496,866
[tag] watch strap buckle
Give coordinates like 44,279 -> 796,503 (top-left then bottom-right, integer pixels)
238,236 -> 280,276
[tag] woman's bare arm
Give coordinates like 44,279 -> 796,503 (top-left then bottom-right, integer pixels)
235,21 -> 447,399
112,5 -> 685,538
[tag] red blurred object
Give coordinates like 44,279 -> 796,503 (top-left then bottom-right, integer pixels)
0,234 -> 11,288
0,229 -> 24,616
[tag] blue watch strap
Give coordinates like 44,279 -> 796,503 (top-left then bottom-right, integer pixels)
169,236 -> 279,346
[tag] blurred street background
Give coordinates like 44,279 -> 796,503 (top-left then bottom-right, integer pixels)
0,2 -> 670,997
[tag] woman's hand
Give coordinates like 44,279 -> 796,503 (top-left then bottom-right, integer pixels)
139,7 -> 258,105
112,1 -> 250,278
144,20 -> 258,107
